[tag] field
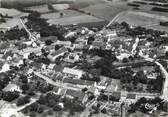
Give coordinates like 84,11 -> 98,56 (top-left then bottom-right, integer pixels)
116,11 -> 168,32
81,2 -> 130,21
69,0 -> 106,9
41,10 -> 104,25
46,15 -> 104,25
0,8 -> 28,29
116,11 -> 159,26
0,8 -> 28,17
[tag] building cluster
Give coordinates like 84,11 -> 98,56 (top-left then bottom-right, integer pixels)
0,19 -> 168,117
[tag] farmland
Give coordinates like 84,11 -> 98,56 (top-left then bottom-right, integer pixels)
41,10 -> 104,25
46,14 -> 104,25
116,11 -> 168,32
81,2 -> 130,21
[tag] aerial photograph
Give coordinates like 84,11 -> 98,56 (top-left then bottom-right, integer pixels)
0,0 -> 168,117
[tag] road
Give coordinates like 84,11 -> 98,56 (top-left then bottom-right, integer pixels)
105,11 -> 126,28
139,53 -> 168,100
34,72 -> 81,91
131,37 -> 139,55
155,61 -> 168,100
130,32 -> 168,100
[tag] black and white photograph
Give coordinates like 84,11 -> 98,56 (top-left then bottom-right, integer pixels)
0,0 -> 168,117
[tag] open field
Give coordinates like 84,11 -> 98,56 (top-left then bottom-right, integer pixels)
116,11 -> 159,26
46,14 -> 104,25
0,8 -> 28,17
69,0 -> 106,9
81,3 -> 130,21
0,8 -> 28,29
41,10 -> 83,19
26,4 -> 70,13
116,11 -> 168,32
41,10 -> 104,25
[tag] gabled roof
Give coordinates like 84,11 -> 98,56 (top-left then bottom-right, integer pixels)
126,93 -> 136,99
112,92 -> 121,99
63,78 -> 94,86
66,89 -> 85,102
0,43 -> 10,50
40,36 -> 58,42
53,65 -> 64,72
51,47 -> 68,57
62,67 -> 83,78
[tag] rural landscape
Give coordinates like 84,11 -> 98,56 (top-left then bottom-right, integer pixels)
0,0 -> 168,117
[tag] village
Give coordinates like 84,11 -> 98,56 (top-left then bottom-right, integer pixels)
0,10 -> 168,117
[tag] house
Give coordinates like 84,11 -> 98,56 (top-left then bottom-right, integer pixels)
66,89 -> 85,102
47,47 -> 68,61
88,86 -> 99,95
55,41 -> 71,47
64,53 -> 80,63
19,47 -> 42,55
3,83 -> 22,93
0,62 -> 10,73
0,42 -> 10,51
52,87 -> 60,95
40,36 -> 57,42
62,67 -> 84,79
48,64 -> 56,70
64,31 -> 77,38
111,92 -> 121,102
124,93 -> 137,105
74,43 -> 85,50
63,78 -> 95,88
92,41 -> 106,49
126,93 -> 136,100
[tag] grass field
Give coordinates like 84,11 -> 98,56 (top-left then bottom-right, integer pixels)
116,11 -> 159,26
41,10 -> 83,19
116,11 -> 168,32
46,14 -> 104,25
0,8 -> 28,29
69,0 -> 106,9
41,9 -> 104,25
81,3 -> 130,21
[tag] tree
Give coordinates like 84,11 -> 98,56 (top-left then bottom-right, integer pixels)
60,12 -> 64,17
45,40 -> 53,45
101,108 -> 107,113
163,101 -> 168,112
122,58 -> 129,63
37,105 -> 44,113
29,102 -> 39,112
21,84 -> 30,93
128,104 -> 136,113
82,87 -> 88,92
53,105 -> 62,111
55,45 -> 61,51
48,99 -> 56,107
17,96 -> 30,106
38,95 -> 47,105
28,11 -> 41,21
165,51 -> 168,58
19,75 -> 28,83
121,21 -> 130,30
29,112 -> 36,117
87,36 -> 95,45
135,97 -> 147,106
151,97 -> 163,104
3,91 -> 19,102
47,109 -> 54,115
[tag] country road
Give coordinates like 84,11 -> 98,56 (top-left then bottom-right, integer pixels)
133,37 -> 168,100
106,11 -> 126,28
140,55 -> 168,101
34,72 -> 81,91
155,61 -> 168,100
